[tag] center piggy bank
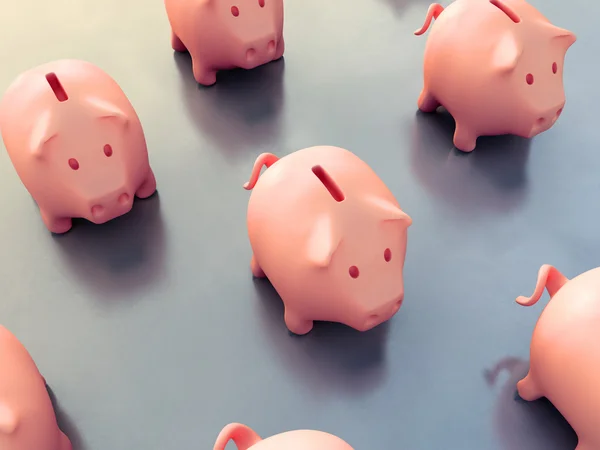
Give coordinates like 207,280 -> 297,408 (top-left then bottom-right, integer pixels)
414,0 -> 576,152
516,264 -> 600,450
0,326 -> 71,450
0,59 -> 157,234
244,146 -> 412,335
165,0 -> 285,86
213,423 -> 354,450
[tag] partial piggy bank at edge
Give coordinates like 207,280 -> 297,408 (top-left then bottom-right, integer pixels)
516,264 -> 600,450
164,0 -> 285,86
244,146 -> 412,335
213,423 -> 354,450
414,0 -> 576,152
0,59 -> 157,234
0,326 -> 71,450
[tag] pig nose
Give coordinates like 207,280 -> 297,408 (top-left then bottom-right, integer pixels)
555,107 -> 564,120
246,48 -> 256,62
91,204 -> 105,219
267,40 -> 276,54
118,193 -> 130,205
364,314 -> 381,329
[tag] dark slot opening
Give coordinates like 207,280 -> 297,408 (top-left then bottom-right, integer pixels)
45,72 -> 68,102
489,0 -> 521,23
311,165 -> 345,202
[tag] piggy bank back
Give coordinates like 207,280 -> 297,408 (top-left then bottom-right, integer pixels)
0,59 -> 155,233
516,265 -> 600,450
0,326 -> 71,450
164,0 -> 284,85
415,0 -> 576,151
244,146 -> 412,334
213,423 -> 354,450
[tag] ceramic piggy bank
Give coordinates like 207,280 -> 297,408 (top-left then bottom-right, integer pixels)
516,264 -> 600,450
0,326 -> 71,450
164,0 -> 285,86
0,59 -> 157,234
414,0 -> 576,152
213,423 -> 354,450
244,146 -> 412,335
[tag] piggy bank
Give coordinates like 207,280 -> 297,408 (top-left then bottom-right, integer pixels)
213,423 -> 354,450
0,59 -> 157,234
244,146 -> 412,335
414,0 -> 576,152
516,264 -> 600,450
165,0 -> 285,86
0,326 -> 71,450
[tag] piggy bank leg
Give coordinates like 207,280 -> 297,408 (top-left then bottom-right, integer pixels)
171,31 -> 187,52
284,309 -> 314,335
417,89 -> 440,113
274,37 -> 285,60
516,372 -> 543,401
191,58 -> 217,86
453,124 -> 477,152
250,255 -> 266,278
60,431 -> 72,450
135,169 -> 157,199
40,210 -> 73,234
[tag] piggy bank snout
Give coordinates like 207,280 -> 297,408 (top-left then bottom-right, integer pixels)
245,34 -> 277,64
530,101 -> 565,136
89,189 -> 132,221
361,293 -> 404,330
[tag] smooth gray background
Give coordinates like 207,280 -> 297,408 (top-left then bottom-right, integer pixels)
0,0 -> 592,448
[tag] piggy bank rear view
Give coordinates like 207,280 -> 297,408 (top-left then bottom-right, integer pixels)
244,146 -> 412,335
414,0 -> 576,152
164,0 -> 284,86
0,326 -> 71,450
214,423 -> 354,450
516,265 -> 600,450
0,59 -> 157,233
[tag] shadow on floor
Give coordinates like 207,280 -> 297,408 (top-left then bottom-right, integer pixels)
46,382 -> 87,450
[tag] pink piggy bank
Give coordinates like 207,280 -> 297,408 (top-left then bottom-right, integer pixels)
213,423 -> 354,450
0,59 -> 157,234
0,326 -> 71,450
164,0 -> 285,86
244,146 -> 412,335
414,0 -> 576,152
516,264 -> 600,450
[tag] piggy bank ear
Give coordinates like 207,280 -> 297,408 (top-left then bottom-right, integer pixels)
29,109 -> 58,159
491,30 -> 523,73
85,96 -> 129,128
546,24 -> 577,49
0,401 -> 18,434
306,213 -> 343,268
366,196 -> 412,227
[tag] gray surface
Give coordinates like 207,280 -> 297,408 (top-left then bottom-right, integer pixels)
0,0 -> 592,448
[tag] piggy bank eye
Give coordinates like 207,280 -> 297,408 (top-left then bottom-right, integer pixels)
68,158 -> 79,170
525,73 -> 534,85
552,62 -> 558,74
231,5 -> 239,16
349,266 -> 359,279
258,0 -> 265,6
103,144 -> 113,157
384,248 -> 392,262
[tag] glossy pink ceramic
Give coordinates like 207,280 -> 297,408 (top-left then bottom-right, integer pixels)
0,59 -> 157,234
214,423 -> 354,450
0,326 -> 71,450
516,264 -> 600,450
244,145 -> 412,335
414,0 -> 576,152
164,0 -> 285,86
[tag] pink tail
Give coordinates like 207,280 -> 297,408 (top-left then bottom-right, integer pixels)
243,153 -> 280,190
213,423 -> 262,450
414,3 -> 445,35
516,264 -> 569,307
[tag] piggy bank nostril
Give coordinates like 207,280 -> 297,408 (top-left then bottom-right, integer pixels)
118,193 -> 130,205
246,48 -> 256,61
91,205 -> 104,217
267,40 -> 276,52
556,107 -> 563,118
536,117 -> 545,125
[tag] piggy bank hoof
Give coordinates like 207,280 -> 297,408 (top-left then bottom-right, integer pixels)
452,126 -> 477,152
284,311 -> 313,335
60,431 -> 73,450
41,212 -> 73,234
135,169 -> 157,199
250,255 -> 266,278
